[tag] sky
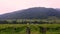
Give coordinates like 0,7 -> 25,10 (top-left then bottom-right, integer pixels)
0,0 -> 60,14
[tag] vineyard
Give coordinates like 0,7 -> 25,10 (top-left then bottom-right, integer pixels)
0,24 -> 60,34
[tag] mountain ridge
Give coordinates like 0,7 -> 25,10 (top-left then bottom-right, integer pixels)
0,7 -> 60,19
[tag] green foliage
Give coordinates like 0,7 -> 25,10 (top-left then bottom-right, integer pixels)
0,24 -> 59,34
0,19 -> 60,24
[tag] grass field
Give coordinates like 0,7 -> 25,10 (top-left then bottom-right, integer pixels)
0,24 -> 60,34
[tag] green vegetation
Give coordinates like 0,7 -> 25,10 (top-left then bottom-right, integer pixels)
0,24 -> 27,34
0,24 -> 60,34
0,19 -> 60,24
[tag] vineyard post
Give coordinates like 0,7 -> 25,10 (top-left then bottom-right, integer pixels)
26,23 -> 30,34
39,26 -> 46,34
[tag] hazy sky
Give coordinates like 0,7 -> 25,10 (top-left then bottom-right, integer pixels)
0,0 -> 60,14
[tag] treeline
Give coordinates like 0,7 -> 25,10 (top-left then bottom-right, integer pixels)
0,19 -> 60,24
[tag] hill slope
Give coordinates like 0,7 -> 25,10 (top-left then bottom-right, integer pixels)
0,7 -> 60,19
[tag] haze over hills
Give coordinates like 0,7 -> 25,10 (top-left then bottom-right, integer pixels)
0,7 -> 60,19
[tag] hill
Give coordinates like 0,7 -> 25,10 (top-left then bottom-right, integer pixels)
0,7 -> 60,19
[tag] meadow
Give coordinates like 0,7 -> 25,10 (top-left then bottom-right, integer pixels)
0,24 -> 60,34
